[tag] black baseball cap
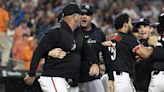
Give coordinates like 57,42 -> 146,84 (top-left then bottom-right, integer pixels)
136,18 -> 151,28
132,20 -> 139,32
62,3 -> 81,16
81,4 -> 94,15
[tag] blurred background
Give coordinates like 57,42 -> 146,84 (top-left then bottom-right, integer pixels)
0,0 -> 164,92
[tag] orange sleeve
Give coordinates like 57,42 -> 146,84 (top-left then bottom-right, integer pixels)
4,10 -> 9,23
23,46 -> 32,62
12,41 -> 20,58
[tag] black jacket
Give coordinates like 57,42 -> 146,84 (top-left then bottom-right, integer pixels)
78,23 -> 112,82
28,21 -> 98,86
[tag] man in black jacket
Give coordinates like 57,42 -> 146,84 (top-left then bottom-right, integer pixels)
134,18 -> 153,92
24,3 -> 99,92
77,4 -> 113,92
48,4 -> 110,92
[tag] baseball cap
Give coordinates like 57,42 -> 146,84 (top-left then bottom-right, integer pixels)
62,3 -> 81,16
81,4 -> 94,15
136,18 -> 151,28
132,20 -> 139,32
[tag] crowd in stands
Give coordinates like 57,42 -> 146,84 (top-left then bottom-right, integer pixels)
0,0 -> 164,71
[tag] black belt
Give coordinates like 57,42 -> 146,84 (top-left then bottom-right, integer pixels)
65,78 -> 78,87
116,71 -> 123,75
153,70 -> 160,75
115,71 -> 130,75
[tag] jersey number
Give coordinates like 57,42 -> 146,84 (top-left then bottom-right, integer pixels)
108,46 -> 116,61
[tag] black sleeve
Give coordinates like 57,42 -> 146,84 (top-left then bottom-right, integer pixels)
101,34 -> 114,80
81,38 -> 99,64
102,46 -> 114,80
28,29 -> 59,76
152,46 -> 164,60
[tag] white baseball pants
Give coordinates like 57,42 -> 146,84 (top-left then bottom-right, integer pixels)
38,76 -> 79,92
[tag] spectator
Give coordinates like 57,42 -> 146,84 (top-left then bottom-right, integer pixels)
0,1 -> 11,68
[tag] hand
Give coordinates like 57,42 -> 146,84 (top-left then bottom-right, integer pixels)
135,55 -> 143,63
89,64 -> 99,76
148,35 -> 158,47
108,80 -> 115,92
48,48 -> 66,59
101,41 -> 115,48
24,74 -> 35,86
133,45 -> 153,59
58,50 -> 66,59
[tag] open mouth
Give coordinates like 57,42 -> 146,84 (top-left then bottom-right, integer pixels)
140,32 -> 147,35
82,20 -> 87,23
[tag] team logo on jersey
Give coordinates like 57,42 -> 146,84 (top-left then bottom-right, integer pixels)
87,38 -> 96,44
84,35 -> 89,38
84,35 -> 96,46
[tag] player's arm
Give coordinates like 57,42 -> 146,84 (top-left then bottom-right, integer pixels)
101,40 -> 115,47
101,34 -> 121,47
133,35 -> 158,62
133,33 -> 158,59
102,47 -> 114,80
153,46 -> 164,59
108,80 -> 115,92
101,34 -> 119,81
101,34 -> 116,92
101,34 -> 114,80
48,48 -> 66,59
133,45 -> 153,59
134,45 -> 164,60
133,44 -> 157,60
102,46 -> 115,92
24,29 -> 59,85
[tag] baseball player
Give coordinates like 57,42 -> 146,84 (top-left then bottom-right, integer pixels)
24,3 -> 99,92
134,14 -> 164,92
148,13 -> 164,92
102,13 -> 138,92
101,14 -> 158,92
